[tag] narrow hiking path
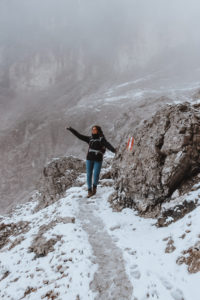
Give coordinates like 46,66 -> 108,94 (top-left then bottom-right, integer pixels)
3,161 -> 200,299
77,189 -> 133,299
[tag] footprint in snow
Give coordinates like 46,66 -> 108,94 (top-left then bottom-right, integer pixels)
170,288 -> 184,300
130,264 -> 141,279
131,270 -> 141,279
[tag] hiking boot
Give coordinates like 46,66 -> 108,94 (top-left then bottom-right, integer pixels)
87,189 -> 93,198
92,185 -> 97,196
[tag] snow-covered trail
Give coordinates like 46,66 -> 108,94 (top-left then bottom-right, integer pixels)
93,184 -> 200,300
1,169 -> 200,299
78,192 -> 133,299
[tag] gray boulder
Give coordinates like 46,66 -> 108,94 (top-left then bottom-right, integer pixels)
111,102 -> 200,214
34,155 -> 85,211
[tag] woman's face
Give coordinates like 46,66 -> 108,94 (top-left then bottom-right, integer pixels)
92,127 -> 98,134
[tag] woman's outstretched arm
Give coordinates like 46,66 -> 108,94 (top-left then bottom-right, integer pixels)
66,127 -> 90,144
102,137 -> 116,153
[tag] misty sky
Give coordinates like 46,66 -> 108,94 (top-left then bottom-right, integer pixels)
1,0 -> 200,52
0,0 -> 200,85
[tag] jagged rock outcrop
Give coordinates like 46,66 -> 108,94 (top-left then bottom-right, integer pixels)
156,200 -> 196,227
34,155 -> 85,211
111,102 -> 200,214
177,241 -> 200,273
0,221 -> 30,250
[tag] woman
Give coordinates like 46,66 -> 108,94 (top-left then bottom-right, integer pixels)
66,125 -> 116,197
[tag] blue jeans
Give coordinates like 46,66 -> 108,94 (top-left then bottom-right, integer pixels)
86,160 -> 102,190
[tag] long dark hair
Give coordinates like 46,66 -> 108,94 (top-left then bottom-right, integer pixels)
92,125 -> 104,137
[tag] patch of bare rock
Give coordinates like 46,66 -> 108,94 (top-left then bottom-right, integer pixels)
0,221 -> 30,250
177,241 -> 200,273
28,217 -> 75,259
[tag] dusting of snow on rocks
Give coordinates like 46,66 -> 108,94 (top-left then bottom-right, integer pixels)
0,153 -> 200,299
0,184 -> 97,300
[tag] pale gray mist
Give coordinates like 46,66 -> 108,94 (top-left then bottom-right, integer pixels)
1,0 -> 200,214
1,0 -> 200,88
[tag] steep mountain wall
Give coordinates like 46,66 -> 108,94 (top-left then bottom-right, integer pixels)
111,102 -> 200,213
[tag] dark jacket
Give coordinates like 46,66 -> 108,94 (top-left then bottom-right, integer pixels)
68,127 -> 116,161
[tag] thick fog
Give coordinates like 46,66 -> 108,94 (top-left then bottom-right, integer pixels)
1,0 -> 200,72
1,0 -> 200,123
1,0 -> 200,214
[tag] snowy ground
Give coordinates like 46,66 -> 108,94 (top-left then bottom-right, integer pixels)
0,186 -> 97,300
95,185 -> 200,300
0,166 -> 200,299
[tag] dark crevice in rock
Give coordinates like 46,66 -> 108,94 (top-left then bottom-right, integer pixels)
167,163 -> 191,197
164,115 -> 171,132
155,135 -> 167,166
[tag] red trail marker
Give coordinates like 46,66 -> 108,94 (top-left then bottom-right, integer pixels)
126,137 -> 134,151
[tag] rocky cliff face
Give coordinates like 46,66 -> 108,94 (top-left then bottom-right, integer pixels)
111,102 -> 200,214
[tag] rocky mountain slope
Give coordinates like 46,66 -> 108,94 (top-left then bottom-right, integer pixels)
1,73 -> 200,215
1,0 -> 200,215
112,102 -> 200,215
0,153 -> 200,300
